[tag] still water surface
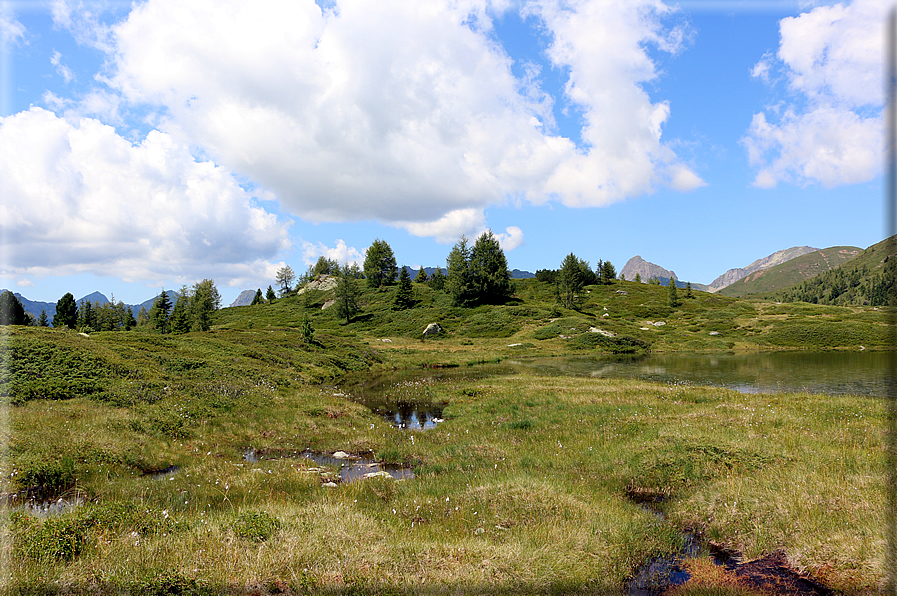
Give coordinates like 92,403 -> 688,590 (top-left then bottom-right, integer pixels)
343,351 -> 892,429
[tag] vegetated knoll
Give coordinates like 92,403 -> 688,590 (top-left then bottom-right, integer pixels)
719,246 -> 861,298
217,275 -> 890,357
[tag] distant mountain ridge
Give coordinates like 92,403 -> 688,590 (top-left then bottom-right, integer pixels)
708,246 -> 819,292
6,290 -> 181,325
619,256 -> 709,290
718,246 -> 862,297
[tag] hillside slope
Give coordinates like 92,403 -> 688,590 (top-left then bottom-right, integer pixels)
708,246 -> 818,292
719,246 -> 861,297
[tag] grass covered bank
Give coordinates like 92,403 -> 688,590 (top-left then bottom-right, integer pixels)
0,326 -> 884,594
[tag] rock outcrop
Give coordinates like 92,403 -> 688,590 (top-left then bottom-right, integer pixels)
620,256 -> 676,283
708,246 -> 818,292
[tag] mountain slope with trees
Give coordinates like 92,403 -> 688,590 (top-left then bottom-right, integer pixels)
719,246 -> 862,297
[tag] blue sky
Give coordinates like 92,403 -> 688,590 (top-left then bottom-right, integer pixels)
0,0 -> 886,306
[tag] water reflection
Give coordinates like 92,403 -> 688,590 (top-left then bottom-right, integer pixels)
242,449 -> 413,483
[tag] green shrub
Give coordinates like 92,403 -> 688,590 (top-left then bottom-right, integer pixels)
232,511 -> 280,542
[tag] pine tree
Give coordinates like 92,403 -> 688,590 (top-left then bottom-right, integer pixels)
301,314 -> 315,344
634,273 -> 642,284
364,239 -> 398,287
469,230 -> 513,304
38,310 -> 49,327
393,266 -> 414,310
414,268 -> 429,283
125,307 -> 137,330
251,289 -> 263,305
685,282 -> 694,299
0,291 -> 27,325
150,290 -> 173,333
668,277 -> 681,307
601,261 -> 616,284
429,267 -> 446,291
137,306 -> 149,327
266,285 -> 277,303
53,292 -> 78,329
445,236 -> 473,306
169,286 -> 191,334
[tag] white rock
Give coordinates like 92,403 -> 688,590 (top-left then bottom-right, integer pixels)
602,313 -> 609,317
322,482 -> 339,488
422,323 -> 443,336
332,451 -> 351,459
507,343 -> 522,347
708,331 -> 720,336
380,338 -> 392,343
321,299 -> 337,310
363,471 -> 394,480
589,327 -> 615,337
653,321 -> 666,327
640,327 -> 650,331
298,274 -> 339,294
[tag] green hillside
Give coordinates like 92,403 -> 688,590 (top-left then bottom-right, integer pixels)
768,235 -> 897,306
718,245 -> 861,297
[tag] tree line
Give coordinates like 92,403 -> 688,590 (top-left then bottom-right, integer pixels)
775,258 -> 897,307
0,279 -> 221,333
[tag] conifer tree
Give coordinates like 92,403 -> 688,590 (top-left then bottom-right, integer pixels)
251,289 -> 263,305
393,266 -> 414,310
558,253 -> 588,310
414,268 -> 429,283
276,266 -> 296,297
53,293 -> 78,329
429,267 -> 446,291
334,264 -> 360,324
469,230 -> 513,304
266,285 -> 277,303
685,282 -> 695,299
668,277 -> 681,307
0,291 -> 27,325
38,310 -> 49,327
191,279 -> 220,332
364,239 -> 398,287
601,261 -> 616,284
150,290 -> 172,333
445,236 -> 473,306
125,307 -> 137,330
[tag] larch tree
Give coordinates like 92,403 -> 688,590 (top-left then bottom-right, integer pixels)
53,292 -> 78,329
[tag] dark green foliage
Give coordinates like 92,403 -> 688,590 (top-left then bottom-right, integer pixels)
668,277 -> 681,307
1,336 -> 110,403
428,266 -> 446,291
335,264 -> 361,324
414,268 -> 429,283
266,285 -> 277,302
685,282 -> 694,299
53,293 -> 78,329
251,289 -> 263,305
132,573 -> 211,596
313,256 -> 339,276
38,310 -> 49,327
15,456 -> 76,494
445,236 -> 473,306
776,257 -> 897,307
232,511 -> 281,542
169,289 -> 191,334
0,290 -> 28,325
558,253 -> 592,310
150,291 -> 173,334
446,232 -> 513,306
190,279 -> 220,332
567,333 -> 650,354
393,266 -> 414,310
301,314 -> 315,344
600,261 -> 616,284
364,239 -> 398,287
535,269 -> 558,284
469,230 -> 513,304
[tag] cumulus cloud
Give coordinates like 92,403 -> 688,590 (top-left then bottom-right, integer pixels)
494,225 -> 524,251
99,0 -> 700,239
743,0 -> 884,188
0,108 -> 291,287
300,239 -> 364,267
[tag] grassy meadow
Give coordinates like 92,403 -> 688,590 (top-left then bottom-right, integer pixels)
0,278 -> 891,594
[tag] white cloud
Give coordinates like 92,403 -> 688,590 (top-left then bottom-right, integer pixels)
100,0 -> 701,240
0,6 -> 25,46
50,51 -> 75,84
300,239 -> 364,267
16,279 -> 34,288
744,0 -> 884,188
494,226 -> 524,251
0,108 -> 291,287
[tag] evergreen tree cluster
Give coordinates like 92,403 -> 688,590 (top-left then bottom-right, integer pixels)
445,232 -> 513,307
74,295 -> 137,332
775,258 -> 897,306
151,280 -> 222,334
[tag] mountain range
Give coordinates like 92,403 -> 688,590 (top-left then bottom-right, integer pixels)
9,239 -> 884,319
